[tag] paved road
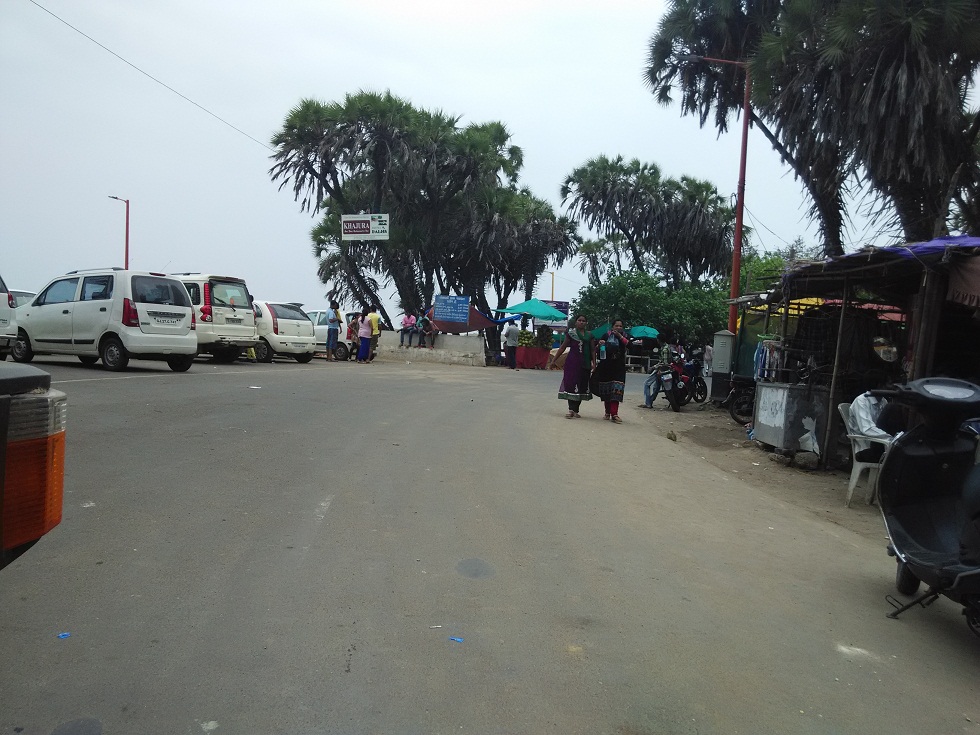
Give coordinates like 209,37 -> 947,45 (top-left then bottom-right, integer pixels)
1,357 -> 978,735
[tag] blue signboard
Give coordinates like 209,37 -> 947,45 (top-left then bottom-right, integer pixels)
434,295 -> 470,323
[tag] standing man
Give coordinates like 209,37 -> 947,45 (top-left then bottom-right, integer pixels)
325,300 -> 341,361
367,304 -> 381,362
502,320 -> 520,370
399,310 -> 417,348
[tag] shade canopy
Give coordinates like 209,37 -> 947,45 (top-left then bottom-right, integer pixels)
498,298 -> 568,321
629,326 -> 660,338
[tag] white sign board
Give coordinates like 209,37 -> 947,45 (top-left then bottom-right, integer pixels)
341,214 -> 390,240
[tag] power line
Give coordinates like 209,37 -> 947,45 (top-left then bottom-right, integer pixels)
28,0 -> 272,151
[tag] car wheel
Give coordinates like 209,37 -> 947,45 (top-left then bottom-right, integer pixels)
895,561 -> 920,596
212,347 -> 240,363
294,353 -> 314,364
254,339 -> 274,363
167,355 -> 195,372
100,337 -> 129,371
78,356 -> 99,366
333,343 -> 350,361
11,331 -> 33,363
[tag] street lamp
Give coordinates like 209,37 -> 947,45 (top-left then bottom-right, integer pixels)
108,196 -> 130,269
677,54 -> 751,333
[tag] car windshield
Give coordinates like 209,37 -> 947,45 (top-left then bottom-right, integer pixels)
132,276 -> 191,307
12,291 -> 35,307
210,280 -> 250,309
269,303 -> 308,321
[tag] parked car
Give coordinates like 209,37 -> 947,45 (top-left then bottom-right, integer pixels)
0,274 -> 24,360
9,289 -> 35,307
305,308 -> 349,360
252,300 -> 316,363
11,268 -> 197,372
1,362 -> 67,569
172,273 -> 257,362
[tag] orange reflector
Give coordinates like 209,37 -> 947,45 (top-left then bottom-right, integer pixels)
2,430 -> 65,550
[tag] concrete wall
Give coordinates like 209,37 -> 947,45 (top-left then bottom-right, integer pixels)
374,333 -> 488,367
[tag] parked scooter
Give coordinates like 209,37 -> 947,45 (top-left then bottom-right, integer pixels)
723,374 -> 757,426
871,377 -> 980,638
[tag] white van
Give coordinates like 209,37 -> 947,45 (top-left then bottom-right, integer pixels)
173,273 -> 257,362
12,268 -> 197,372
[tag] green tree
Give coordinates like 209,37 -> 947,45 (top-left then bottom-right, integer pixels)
562,157 -> 737,288
571,271 -> 727,345
269,91 -> 572,324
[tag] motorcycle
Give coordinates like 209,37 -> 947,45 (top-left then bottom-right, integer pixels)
681,351 -> 708,404
653,362 -> 682,412
668,356 -> 695,406
723,374 -> 757,426
871,377 -> 980,638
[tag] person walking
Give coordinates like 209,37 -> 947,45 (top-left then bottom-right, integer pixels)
703,343 -> 713,376
399,310 -> 417,348
502,320 -> 520,370
551,314 -> 595,418
367,304 -> 381,362
325,300 -> 341,361
593,319 -> 629,423
355,307 -> 372,363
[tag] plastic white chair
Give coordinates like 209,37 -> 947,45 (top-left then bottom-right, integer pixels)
839,402 -> 892,507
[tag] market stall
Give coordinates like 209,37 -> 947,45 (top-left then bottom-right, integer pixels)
745,235 -> 980,464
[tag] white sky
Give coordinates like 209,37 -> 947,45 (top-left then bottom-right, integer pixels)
1,0 -> 872,312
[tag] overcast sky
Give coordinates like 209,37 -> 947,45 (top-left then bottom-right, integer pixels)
2,0 -> 876,312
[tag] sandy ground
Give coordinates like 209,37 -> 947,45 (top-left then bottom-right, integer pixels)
622,397 -> 889,546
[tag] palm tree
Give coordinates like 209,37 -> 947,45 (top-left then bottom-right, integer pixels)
645,0 -> 848,256
561,156 -> 665,272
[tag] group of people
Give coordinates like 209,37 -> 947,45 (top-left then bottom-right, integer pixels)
398,310 -> 437,349
550,315 -> 631,423
348,304 -> 382,364
550,315 -> 700,421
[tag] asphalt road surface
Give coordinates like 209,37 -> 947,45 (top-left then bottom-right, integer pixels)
2,356 -> 979,735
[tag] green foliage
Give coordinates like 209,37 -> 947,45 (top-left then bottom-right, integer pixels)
572,271 -> 727,345
269,91 -> 576,324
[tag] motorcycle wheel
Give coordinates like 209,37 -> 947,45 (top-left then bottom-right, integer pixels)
729,389 -> 755,425
692,377 -> 708,403
895,561 -> 921,596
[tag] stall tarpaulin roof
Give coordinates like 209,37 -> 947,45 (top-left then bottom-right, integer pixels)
498,298 -> 569,321
774,235 -> 980,304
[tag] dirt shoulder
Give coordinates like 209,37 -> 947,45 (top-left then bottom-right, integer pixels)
627,398 -> 888,545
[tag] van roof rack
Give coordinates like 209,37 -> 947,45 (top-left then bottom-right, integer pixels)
65,267 -> 125,274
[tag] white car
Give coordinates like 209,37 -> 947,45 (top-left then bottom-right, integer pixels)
173,273 -> 257,362
0,275 -> 16,359
12,268 -> 197,372
252,300 -> 316,363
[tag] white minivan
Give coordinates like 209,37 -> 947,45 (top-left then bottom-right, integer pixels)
0,273 -> 16,359
12,268 -> 197,372
173,273 -> 257,362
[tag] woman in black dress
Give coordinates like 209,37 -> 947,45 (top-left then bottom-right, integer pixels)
592,319 -> 629,423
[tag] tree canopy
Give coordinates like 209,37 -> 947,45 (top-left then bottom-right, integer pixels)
269,91 -> 577,324
645,0 -> 980,252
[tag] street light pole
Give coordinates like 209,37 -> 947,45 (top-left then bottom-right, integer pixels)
108,196 -> 130,269
549,271 -> 555,301
677,54 -> 751,332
